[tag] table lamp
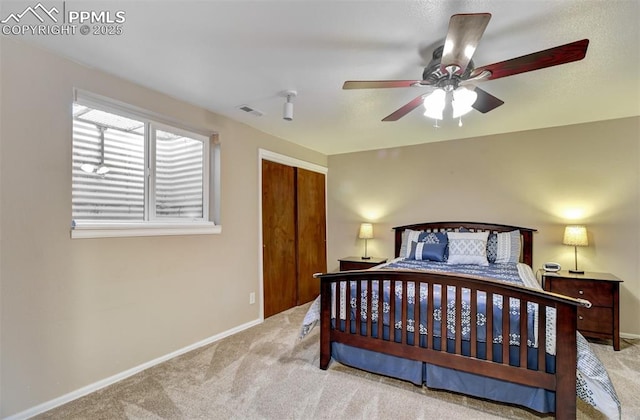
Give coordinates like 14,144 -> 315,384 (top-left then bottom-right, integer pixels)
563,225 -> 588,274
358,223 -> 374,260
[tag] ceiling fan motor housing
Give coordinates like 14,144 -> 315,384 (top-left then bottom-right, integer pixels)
423,45 -> 475,90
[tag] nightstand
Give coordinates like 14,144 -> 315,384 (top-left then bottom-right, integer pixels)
338,256 -> 387,271
542,270 -> 622,350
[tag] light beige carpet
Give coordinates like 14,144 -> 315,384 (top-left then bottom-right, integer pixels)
36,303 -> 639,419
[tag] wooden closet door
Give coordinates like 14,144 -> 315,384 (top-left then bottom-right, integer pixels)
296,168 -> 327,305
262,160 -> 297,318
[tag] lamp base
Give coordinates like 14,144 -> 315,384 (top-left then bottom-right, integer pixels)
361,256 -> 371,260
569,269 -> 584,274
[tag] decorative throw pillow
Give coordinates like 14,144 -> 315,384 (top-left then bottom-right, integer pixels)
446,231 -> 489,266
400,229 -> 424,258
408,240 -> 447,261
486,233 -> 499,263
495,230 -> 521,263
417,231 -> 448,244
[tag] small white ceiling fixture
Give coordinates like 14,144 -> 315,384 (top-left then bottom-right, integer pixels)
281,90 -> 297,121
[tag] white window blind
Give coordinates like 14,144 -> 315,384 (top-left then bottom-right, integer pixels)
71,90 -> 220,238
154,127 -> 204,219
72,106 -> 145,220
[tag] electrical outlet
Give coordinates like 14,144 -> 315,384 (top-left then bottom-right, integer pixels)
249,292 -> 256,305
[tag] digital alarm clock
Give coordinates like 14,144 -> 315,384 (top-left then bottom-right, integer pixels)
543,262 -> 561,272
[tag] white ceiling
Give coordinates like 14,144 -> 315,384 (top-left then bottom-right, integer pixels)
12,0 -> 640,155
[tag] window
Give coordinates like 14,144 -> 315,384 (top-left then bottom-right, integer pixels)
71,90 -> 220,238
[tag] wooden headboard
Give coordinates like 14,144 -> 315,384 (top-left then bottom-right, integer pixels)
393,221 -> 537,267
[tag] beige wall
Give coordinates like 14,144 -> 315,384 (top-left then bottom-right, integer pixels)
327,117 -> 640,337
0,38 -> 327,417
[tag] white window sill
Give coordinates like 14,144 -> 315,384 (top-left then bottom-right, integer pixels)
71,221 -> 222,239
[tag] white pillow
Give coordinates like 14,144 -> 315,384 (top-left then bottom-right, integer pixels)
400,229 -> 424,258
447,231 -> 489,266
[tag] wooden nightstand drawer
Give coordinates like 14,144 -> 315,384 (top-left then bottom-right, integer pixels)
338,256 -> 387,271
578,307 -> 612,334
342,260 -> 377,270
548,279 -> 613,307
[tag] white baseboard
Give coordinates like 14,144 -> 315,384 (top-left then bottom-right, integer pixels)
4,318 -> 263,420
621,332 -> 640,340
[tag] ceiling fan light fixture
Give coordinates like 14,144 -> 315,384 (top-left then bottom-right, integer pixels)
423,89 -> 446,120
452,86 -> 478,118
423,107 -> 443,120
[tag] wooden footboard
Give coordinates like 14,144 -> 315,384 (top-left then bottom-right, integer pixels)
316,269 -> 585,419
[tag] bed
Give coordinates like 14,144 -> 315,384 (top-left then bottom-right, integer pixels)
302,221 -> 619,419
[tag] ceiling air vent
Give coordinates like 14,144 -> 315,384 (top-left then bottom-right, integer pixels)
237,105 -> 264,117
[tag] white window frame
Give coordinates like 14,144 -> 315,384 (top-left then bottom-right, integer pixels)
148,121 -> 210,222
71,89 -> 221,238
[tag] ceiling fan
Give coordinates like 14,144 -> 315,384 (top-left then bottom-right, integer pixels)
343,13 -> 589,122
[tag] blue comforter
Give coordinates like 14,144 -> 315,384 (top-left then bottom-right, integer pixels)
346,260 -> 537,348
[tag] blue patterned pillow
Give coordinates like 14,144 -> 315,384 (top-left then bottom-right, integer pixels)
417,231 -> 448,244
487,233 -> 498,263
495,230 -> 521,263
408,241 -> 447,261
446,231 -> 489,266
401,230 -> 448,258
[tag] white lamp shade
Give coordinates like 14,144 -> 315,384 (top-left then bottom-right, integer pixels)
452,87 -> 477,118
563,225 -> 588,246
358,223 -> 374,239
423,89 -> 446,120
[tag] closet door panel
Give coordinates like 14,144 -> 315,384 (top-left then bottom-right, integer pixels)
296,168 -> 327,305
262,160 -> 297,318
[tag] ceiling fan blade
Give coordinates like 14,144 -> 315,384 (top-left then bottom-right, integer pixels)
343,80 -> 429,89
440,13 -> 491,76
459,70 -> 492,86
472,87 -> 504,113
470,39 -> 589,81
382,95 -> 425,121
